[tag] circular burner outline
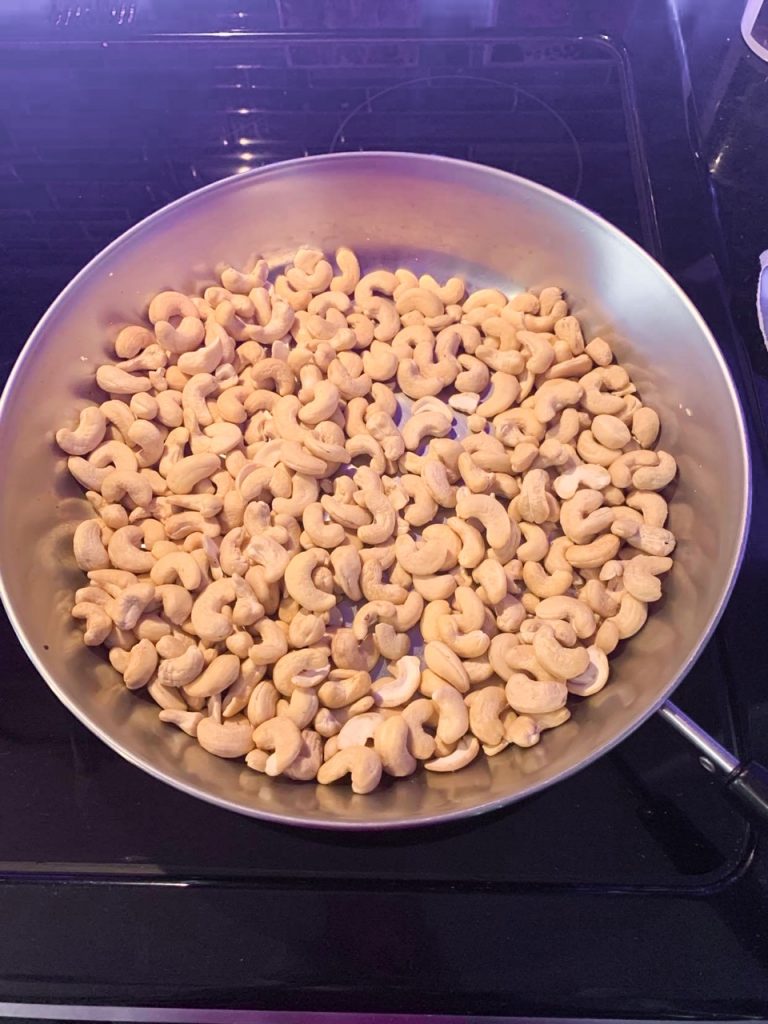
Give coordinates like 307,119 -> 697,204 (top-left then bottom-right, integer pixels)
330,73 -> 583,199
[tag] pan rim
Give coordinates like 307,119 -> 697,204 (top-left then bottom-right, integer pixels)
0,151 -> 752,830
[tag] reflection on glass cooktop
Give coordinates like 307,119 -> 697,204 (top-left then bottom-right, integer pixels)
0,32 -> 750,889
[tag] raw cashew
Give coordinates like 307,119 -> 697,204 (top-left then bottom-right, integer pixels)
284,548 -> 336,613
57,407 -> 107,456
424,640 -> 470,693
455,490 -> 512,552
284,729 -> 324,781
272,648 -> 330,696
317,746 -> 383,794
190,578 -> 236,643
425,735 -> 479,773
108,526 -> 155,573
158,645 -> 206,688
567,645 -> 609,696
197,715 -> 255,759
374,714 -> 417,777
253,716 -> 303,776
535,595 -> 596,639
505,673 -> 568,715
371,655 -> 421,708
184,653 -> 241,700
431,682 -> 469,744
533,625 -> 590,680
318,669 -> 371,709
71,602 -> 113,645
73,519 -> 110,571
465,686 -> 507,746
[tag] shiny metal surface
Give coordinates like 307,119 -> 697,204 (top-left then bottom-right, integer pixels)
0,153 -> 751,829
659,700 -> 739,776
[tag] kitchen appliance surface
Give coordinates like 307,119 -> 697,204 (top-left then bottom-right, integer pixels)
0,0 -> 766,1019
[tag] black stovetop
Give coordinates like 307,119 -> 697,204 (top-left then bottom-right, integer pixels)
1,0 -> 768,1019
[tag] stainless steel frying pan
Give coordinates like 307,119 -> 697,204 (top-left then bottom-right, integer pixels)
0,152 -> 762,829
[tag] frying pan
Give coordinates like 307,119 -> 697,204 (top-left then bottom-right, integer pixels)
0,152 -> 764,829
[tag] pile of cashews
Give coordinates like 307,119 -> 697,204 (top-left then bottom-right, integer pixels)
57,245 -> 677,795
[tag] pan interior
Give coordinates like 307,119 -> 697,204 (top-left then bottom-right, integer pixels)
0,153 -> 749,828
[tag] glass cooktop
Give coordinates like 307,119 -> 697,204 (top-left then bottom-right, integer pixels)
0,28 -> 753,890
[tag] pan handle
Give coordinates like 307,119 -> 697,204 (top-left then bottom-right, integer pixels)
659,700 -> 768,826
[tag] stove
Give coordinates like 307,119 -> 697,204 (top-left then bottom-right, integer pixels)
1,0 -> 767,1019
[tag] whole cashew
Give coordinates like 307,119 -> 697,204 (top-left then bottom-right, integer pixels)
535,595 -> 596,639
284,548 -> 336,613
107,526 -> 155,573
374,715 -> 417,777
57,407 -> 107,456
533,625 -> 590,680
371,655 -> 421,708
465,686 -> 508,746
73,519 -> 111,571
425,734 -> 479,773
330,247 -> 361,294
283,729 -> 324,781
197,714 -> 255,759
318,669 -> 371,709
106,581 -> 155,631
253,716 -> 303,776
434,679 -> 468,745
317,746 -> 383,795
631,407 -> 661,449
272,648 -> 330,696
567,645 -> 609,696
455,490 -> 512,552
121,639 -> 158,689
505,673 -> 568,715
